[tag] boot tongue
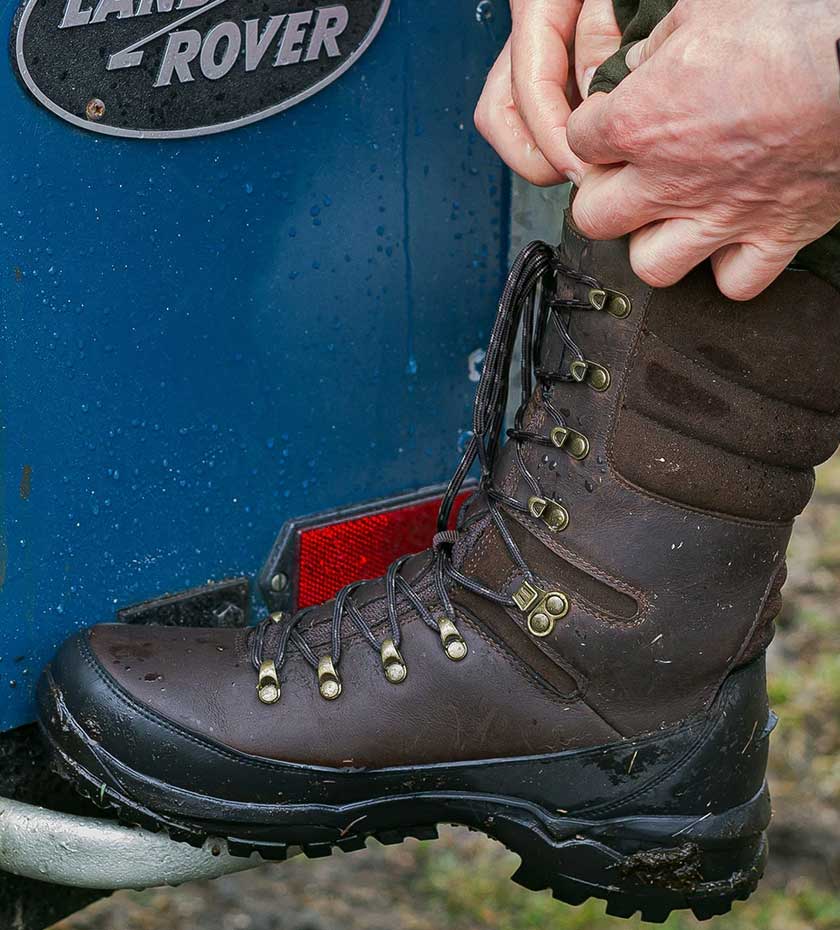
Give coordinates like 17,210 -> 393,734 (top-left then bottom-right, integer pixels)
489,435 -> 524,504
472,221 -> 621,524
468,221 -> 639,570
559,209 -> 636,294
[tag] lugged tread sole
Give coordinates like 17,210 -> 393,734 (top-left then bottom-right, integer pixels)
44,732 -> 765,923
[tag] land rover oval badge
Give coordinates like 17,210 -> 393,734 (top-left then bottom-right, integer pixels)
12,0 -> 390,138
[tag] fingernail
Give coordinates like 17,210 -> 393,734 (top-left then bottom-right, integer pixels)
625,41 -> 642,70
582,67 -> 596,98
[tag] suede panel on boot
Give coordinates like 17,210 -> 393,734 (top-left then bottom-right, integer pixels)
613,409 -> 815,521
642,264 -> 840,413
624,334 -> 840,468
611,263 -> 840,520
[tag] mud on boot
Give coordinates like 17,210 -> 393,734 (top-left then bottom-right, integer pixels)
38,213 -> 840,920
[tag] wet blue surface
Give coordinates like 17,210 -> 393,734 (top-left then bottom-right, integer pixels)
0,0 -> 511,730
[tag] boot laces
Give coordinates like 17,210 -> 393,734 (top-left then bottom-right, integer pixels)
250,241 -> 607,697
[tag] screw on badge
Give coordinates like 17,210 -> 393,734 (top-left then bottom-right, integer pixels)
475,0 -> 494,23
14,0 -> 391,138
85,98 -> 105,121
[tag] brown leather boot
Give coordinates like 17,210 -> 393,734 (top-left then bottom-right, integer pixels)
38,217 -> 840,922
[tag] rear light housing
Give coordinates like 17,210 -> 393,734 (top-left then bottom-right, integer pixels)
259,483 -> 474,613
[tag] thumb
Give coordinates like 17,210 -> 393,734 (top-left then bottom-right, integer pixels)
624,6 -> 682,71
575,0 -> 622,98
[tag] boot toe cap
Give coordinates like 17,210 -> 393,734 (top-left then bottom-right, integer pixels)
37,623 -> 251,798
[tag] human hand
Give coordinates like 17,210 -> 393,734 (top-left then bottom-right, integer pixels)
566,0 -> 840,299
474,0 -> 622,186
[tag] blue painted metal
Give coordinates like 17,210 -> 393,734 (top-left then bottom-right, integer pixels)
0,0 -> 510,731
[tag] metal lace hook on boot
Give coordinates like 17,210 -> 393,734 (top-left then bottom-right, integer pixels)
436,615 -> 467,661
588,287 -> 632,318
381,639 -> 407,683
569,358 -> 611,392
256,612 -> 285,704
528,496 -> 570,532
513,581 -> 570,638
317,656 -> 342,700
257,660 -> 281,705
550,426 -> 590,460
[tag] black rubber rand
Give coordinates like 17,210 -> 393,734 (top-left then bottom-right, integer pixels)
37,656 -> 773,924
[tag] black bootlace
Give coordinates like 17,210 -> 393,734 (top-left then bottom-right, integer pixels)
249,241 -> 605,695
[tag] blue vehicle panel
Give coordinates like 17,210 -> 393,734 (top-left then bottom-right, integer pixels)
0,0 -> 510,730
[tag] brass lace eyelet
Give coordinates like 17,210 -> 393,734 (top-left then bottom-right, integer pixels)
317,656 -> 342,700
512,581 -> 570,638
569,359 -> 610,392
528,496 -> 569,533
550,426 -> 589,460
436,616 -> 468,661
588,287 -> 631,319
257,659 -> 281,705
381,639 -> 407,683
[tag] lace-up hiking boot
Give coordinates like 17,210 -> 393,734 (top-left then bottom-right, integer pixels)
39,215 -> 840,922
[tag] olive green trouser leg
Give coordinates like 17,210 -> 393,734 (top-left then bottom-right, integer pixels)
587,0 -> 840,292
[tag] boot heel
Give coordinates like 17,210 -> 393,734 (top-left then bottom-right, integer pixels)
489,659 -> 774,921
502,817 -> 767,923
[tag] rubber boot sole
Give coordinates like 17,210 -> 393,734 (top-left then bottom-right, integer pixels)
37,657 -> 774,923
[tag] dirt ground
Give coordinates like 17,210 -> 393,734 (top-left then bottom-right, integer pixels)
53,458 -> 840,930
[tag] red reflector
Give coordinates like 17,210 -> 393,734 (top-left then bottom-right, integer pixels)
296,491 -> 472,609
